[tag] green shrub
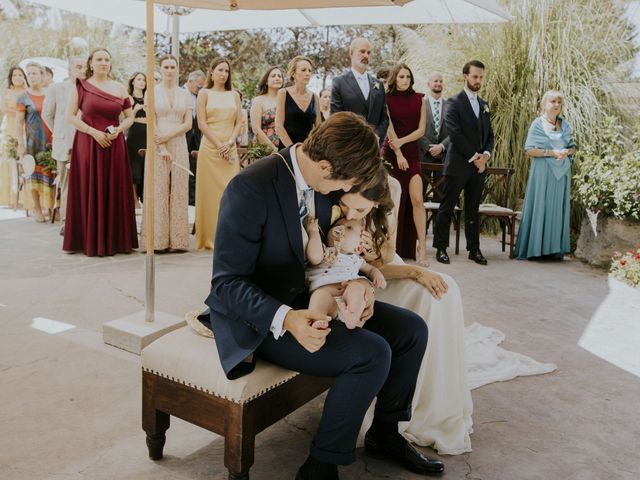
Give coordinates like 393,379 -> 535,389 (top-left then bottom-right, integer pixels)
573,117 -> 640,221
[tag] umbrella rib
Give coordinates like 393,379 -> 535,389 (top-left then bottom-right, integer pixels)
298,9 -> 319,27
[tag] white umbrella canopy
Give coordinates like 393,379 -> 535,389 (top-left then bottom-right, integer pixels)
153,0 -> 412,8
24,0 -> 509,33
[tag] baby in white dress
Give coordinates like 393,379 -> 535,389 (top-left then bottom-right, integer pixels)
305,217 -> 386,328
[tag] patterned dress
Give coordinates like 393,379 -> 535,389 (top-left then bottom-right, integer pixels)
140,85 -> 191,251
260,106 -> 280,147
15,91 -> 54,209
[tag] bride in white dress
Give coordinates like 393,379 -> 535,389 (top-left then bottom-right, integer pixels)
341,172 -> 555,455
336,174 -> 473,455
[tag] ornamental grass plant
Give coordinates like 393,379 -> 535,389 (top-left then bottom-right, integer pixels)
399,0 -> 638,231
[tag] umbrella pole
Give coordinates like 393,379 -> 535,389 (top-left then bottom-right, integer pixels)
145,0 -> 156,322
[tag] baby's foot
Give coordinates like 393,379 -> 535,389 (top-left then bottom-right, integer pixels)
337,300 -> 360,329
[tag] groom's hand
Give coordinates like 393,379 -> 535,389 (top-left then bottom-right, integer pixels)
284,309 -> 331,353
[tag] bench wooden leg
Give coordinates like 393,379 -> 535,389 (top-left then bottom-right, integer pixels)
224,404 -> 255,480
142,375 -> 170,460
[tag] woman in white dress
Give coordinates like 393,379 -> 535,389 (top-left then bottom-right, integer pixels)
335,170 -> 473,455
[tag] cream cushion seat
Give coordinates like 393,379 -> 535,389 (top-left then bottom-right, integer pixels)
478,203 -> 515,215
141,327 -> 299,405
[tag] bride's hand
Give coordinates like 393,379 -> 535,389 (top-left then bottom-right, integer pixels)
415,268 -> 448,299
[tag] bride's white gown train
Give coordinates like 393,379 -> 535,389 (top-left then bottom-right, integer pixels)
357,267 -> 557,455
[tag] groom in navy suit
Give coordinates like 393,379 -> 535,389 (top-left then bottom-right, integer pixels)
434,60 -> 494,266
330,37 -> 388,145
205,113 -> 444,479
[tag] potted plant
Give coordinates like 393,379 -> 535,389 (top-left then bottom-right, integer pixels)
573,117 -> 640,266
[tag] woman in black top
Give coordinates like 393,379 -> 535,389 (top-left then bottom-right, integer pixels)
275,55 -> 321,146
126,71 -> 146,208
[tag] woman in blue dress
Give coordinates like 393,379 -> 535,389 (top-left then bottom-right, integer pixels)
515,90 -> 577,259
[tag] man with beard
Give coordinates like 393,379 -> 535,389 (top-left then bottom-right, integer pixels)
433,60 -> 494,266
330,37 -> 388,145
419,72 -> 450,188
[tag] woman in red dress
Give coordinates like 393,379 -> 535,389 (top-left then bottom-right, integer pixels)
382,63 -> 427,265
63,48 -> 137,256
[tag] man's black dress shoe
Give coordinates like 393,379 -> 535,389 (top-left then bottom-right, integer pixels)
364,430 -> 445,476
435,248 -> 450,264
468,249 -> 488,265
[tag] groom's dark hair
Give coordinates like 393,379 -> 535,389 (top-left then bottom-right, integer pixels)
463,60 -> 485,74
302,111 -> 381,187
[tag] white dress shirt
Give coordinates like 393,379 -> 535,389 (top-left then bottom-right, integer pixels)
351,68 -> 370,100
269,144 -> 315,339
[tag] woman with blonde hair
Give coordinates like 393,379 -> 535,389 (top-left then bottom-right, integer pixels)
515,90 -> 576,260
194,56 -> 242,250
250,65 -> 283,153
275,55 -> 320,146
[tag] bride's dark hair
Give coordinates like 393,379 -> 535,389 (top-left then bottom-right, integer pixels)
350,163 -> 394,259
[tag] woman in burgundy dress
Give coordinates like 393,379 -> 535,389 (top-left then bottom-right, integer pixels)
382,63 -> 427,265
63,48 -> 137,256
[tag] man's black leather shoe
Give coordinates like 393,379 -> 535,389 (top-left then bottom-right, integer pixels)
468,249 -> 488,265
364,430 -> 445,476
435,248 -> 450,264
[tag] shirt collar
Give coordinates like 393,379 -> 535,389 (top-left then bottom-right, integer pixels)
429,94 -> 442,104
290,144 -> 311,192
463,87 -> 478,101
351,68 -> 368,82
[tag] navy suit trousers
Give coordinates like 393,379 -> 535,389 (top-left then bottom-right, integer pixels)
256,301 -> 428,465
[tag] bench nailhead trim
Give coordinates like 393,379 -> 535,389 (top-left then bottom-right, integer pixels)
142,367 -> 299,405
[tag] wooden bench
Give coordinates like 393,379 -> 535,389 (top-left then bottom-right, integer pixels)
421,163 -> 518,257
141,326 -> 333,480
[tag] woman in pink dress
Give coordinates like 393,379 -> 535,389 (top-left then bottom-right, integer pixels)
63,48 -> 137,257
382,63 -> 427,265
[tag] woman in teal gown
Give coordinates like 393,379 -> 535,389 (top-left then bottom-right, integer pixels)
515,90 -> 576,259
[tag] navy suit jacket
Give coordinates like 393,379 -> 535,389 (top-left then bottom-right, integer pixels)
205,146 -> 332,379
330,71 -> 388,143
443,90 -> 494,177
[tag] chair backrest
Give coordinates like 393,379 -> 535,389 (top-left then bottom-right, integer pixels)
483,167 -> 515,208
421,162 -> 446,202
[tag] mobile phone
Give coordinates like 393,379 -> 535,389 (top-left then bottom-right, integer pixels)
105,125 -> 117,134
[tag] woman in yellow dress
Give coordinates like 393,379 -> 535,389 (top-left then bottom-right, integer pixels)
195,57 -> 242,250
0,67 -> 28,206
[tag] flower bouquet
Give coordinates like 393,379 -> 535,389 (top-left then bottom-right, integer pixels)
610,248 -> 640,288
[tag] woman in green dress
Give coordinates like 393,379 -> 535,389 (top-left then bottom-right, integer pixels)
515,90 -> 576,259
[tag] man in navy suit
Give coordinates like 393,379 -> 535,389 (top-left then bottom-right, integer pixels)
433,60 -> 494,266
330,38 -> 388,145
204,113 -> 444,479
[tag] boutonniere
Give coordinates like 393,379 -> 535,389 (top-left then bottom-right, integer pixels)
373,82 -> 380,90
483,104 -> 490,114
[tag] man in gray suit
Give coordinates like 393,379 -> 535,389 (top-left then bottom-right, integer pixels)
42,57 -> 85,232
419,72 -> 450,189
330,37 -> 388,145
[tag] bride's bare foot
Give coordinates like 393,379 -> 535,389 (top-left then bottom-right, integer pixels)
34,209 -> 45,223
